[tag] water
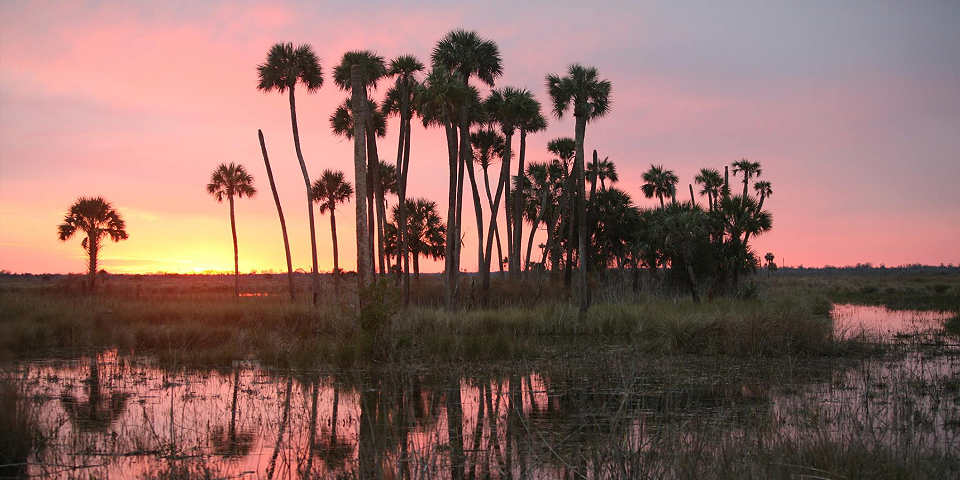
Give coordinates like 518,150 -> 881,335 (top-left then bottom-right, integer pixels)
3,304 -> 958,479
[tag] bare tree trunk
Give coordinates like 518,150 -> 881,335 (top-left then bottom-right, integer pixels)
689,183 -> 696,206
258,130 -> 295,301
525,186 -> 550,271
330,205 -> 340,301
482,166 -> 504,277
443,114 -> 459,309
481,130 -> 513,293
586,150 -> 599,276
351,66 -> 372,291
287,88 -> 320,305
574,116 -> 589,315
364,106 -> 387,277
87,230 -> 98,293
510,128 -> 528,278
465,155 -> 485,272
229,195 -> 239,297
398,93 -> 413,308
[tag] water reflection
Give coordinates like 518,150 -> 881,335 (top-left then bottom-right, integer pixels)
3,304 -> 958,479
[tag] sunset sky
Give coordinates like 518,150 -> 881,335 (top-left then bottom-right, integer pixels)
1,0 -> 958,274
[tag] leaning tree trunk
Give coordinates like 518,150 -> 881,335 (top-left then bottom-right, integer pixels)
574,115 -> 589,315
351,65 -> 372,291
465,155 -> 485,272
510,128 -> 528,279
229,195 -> 239,297
258,130 -> 295,301
525,185 -> 551,271
330,205 -> 341,301
482,165 -> 504,276
287,87 -> 321,305
481,129 -> 513,293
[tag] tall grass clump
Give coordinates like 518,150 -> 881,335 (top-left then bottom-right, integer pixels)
0,379 -> 39,479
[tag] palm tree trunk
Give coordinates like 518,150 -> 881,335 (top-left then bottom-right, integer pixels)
510,128 -> 528,278
258,130 -> 295,301
287,87 -> 321,305
465,154 -> 485,272
724,166 -> 730,200
525,187 -> 550,270
229,195 -> 239,297
413,253 -> 420,279
742,177 -> 749,199
482,166 -> 504,276
443,113 -> 459,309
330,204 -> 340,301
350,66 -> 372,290
574,116 -> 589,315
503,139 -> 514,274
587,150 -> 599,275
659,195 -> 665,208
398,92 -> 413,308
87,230 -> 98,293
689,184 -> 696,206
481,130 -> 512,293
364,104 -> 387,278
544,162 -> 574,271
686,260 -> 700,302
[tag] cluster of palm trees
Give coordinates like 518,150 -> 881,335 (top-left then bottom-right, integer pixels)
197,29 -> 771,308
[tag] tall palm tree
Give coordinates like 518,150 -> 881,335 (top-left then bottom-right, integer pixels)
257,130 -> 295,301
754,180 -> 773,213
334,51 -> 389,279
57,197 -> 128,293
312,170 -> 354,301
482,87 -> 526,290
257,42 -> 324,304
732,158 -> 762,199
207,163 -> 256,297
546,64 -> 611,313
377,160 -> 398,273
415,66 -> 470,305
512,95 -> 547,277
694,168 -> 724,211
383,55 -> 425,307
641,164 -> 678,208
433,29 -> 502,309
586,157 -> 618,190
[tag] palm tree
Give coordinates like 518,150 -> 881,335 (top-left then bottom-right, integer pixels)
415,66 -> 470,305
207,163 -> 256,297
731,158 -> 762,199
257,42 -> 324,304
383,55 -> 425,307
522,161 -> 553,271
512,94 -> 547,277
57,197 -> 128,292
754,180 -> 773,213
257,130 -> 295,301
433,29 -> 502,309
655,207 -> 708,302
543,137 -> 576,272
641,164 -> 678,208
694,168 -> 724,211
386,199 -> 446,279
334,51 -> 389,279
312,170 -> 353,301
481,87 -> 526,290
587,157 -> 618,190
546,64 -> 611,314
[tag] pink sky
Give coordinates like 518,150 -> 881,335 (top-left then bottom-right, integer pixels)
1,1 -> 958,274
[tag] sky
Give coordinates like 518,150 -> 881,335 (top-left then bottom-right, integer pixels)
1,0 -> 959,274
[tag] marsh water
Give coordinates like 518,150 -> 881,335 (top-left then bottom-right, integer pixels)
4,304 -> 958,479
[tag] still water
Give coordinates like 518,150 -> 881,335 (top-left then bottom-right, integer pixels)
3,304 -> 958,479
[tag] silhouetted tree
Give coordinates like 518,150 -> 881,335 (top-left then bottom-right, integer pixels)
207,163 -> 256,297
57,197 -> 128,293
312,170 -> 354,301
257,42 -> 324,304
